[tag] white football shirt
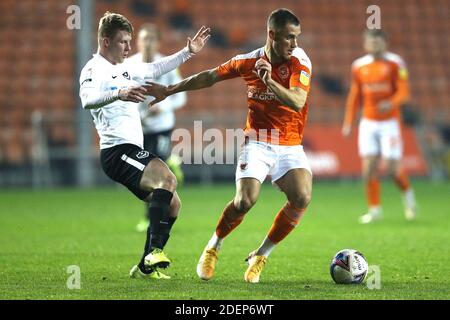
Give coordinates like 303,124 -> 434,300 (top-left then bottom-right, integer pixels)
126,53 -> 187,134
79,47 -> 192,149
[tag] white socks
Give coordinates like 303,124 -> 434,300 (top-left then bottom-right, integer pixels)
403,188 -> 416,209
255,236 -> 276,258
207,232 -> 223,250
368,206 -> 382,217
207,234 -> 277,258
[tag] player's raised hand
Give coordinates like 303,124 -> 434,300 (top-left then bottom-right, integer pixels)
118,86 -> 147,103
143,81 -> 169,107
187,26 -> 211,54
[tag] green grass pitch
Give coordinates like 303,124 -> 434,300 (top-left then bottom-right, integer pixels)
0,180 -> 449,299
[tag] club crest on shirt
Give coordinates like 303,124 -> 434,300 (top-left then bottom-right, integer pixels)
122,71 -> 130,80
277,65 -> 290,80
136,151 -> 149,159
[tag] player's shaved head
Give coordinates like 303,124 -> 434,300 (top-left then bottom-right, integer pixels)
266,8 -> 301,63
98,11 -> 134,40
267,8 -> 300,32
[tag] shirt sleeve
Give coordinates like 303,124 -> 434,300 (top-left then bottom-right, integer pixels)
290,57 -> 312,93
390,60 -> 410,108
216,57 -> 241,80
133,47 -> 194,80
343,66 -> 362,127
79,65 -> 120,109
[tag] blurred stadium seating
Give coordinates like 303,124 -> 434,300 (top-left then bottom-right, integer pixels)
0,0 -> 448,185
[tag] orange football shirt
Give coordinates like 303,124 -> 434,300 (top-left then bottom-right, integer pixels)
344,52 -> 410,126
216,47 -> 312,146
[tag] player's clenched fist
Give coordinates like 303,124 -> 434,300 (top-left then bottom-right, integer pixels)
254,58 -> 272,84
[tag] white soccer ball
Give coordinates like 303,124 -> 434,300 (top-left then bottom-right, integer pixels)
330,249 -> 368,284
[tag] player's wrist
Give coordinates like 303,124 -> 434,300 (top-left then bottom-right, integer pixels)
117,89 -> 126,100
114,88 -> 122,100
265,77 -> 275,87
184,46 -> 196,57
167,84 -> 176,96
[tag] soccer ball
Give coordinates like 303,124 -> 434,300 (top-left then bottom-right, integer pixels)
330,249 -> 368,284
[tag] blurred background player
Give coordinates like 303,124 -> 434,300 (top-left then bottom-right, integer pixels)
342,29 -> 417,224
127,24 -> 187,233
79,12 -> 210,280
147,8 -> 313,283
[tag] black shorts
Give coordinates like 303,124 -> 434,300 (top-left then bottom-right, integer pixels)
100,143 -> 157,200
143,130 -> 172,161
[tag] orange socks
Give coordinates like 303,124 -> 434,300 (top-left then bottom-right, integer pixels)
215,201 -> 245,239
394,169 -> 410,192
267,202 -> 306,244
366,178 -> 380,207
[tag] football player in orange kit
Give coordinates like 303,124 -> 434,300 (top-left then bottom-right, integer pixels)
342,29 -> 417,224
146,8 -> 312,283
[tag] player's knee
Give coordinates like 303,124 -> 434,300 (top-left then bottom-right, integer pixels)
161,172 -> 178,192
139,176 -> 153,192
234,196 -> 257,214
140,171 -> 177,192
289,191 -> 312,209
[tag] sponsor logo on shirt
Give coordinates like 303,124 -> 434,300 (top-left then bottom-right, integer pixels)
362,82 -> 391,93
248,86 -> 276,101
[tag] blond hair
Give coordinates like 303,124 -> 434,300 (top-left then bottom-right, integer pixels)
98,11 -> 134,39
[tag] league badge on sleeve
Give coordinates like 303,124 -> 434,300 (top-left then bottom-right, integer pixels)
398,67 -> 408,80
300,70 -> 310,86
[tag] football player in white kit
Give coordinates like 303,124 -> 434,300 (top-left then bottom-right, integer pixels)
79,12 -> 210,279
126,24 -> 187,233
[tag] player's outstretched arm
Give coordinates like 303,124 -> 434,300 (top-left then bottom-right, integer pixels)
80,85 -> 149,109
145,68 -> 222,106
143,26 -> 211,79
